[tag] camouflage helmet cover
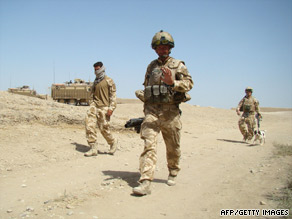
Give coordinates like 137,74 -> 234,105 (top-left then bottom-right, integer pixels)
151,30 -> 174,49
245,86 -> 253,92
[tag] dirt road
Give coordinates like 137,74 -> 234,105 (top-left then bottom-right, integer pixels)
0,91 -> 291,218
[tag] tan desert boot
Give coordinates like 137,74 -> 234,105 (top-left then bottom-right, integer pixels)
167,175 -> 177,186
84,143 -> 98,157
108,140 -> 117,155
132,180 -> 151,196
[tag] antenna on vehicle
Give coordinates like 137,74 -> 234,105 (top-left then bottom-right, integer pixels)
53,60 -> 55,84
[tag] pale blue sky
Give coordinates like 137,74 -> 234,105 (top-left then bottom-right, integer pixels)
0,0 -> 291,109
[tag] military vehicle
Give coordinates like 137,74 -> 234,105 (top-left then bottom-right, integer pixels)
51,79 -> 93,105
8,86 -> 48,99
8,85 -> 37,97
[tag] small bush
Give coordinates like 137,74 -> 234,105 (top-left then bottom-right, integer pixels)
271,143 -> 292,217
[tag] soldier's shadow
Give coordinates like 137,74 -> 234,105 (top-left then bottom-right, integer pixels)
102,170 -> 167,188
217,139 -> 246,144
71,142 -> 90,153
71,142 -> 112,155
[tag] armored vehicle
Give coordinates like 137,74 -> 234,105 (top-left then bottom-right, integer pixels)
51,79 -> 93,105
8,86 -> 37,97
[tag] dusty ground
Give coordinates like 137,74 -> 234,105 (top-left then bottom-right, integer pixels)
0,91 -> 291,219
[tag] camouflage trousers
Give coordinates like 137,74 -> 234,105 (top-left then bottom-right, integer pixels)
85,103 -> 115,145
238,113 -> 256,140
139,105 -> 182,182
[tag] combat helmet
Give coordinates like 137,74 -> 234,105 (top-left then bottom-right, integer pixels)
245,87 -> 253,93
151,30 -> 174,49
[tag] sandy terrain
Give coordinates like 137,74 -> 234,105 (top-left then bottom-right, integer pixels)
0,91 -> 291,219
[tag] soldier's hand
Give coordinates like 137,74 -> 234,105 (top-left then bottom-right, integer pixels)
107,109 -> 113,117
236,109 -> 240,116
161,67 -> 174,85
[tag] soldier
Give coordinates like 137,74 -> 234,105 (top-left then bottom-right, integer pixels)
84,61 -> 118,156
236,87 -> 261,143
132,30 -> 194,196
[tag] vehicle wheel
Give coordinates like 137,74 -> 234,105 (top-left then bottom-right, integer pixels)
69,99 -> 77,105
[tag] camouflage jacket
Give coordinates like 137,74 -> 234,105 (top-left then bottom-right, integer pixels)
91,76 -> 117,111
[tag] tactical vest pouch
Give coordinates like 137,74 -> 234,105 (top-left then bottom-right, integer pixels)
243,105 -> 251,113
144,86 -> 152,102
173,92 -> 191,103
160,85 -> 169,103
152,85 -> 160,96
173,92 -> 184,102
152,85 -> 160,103
144,85 -> 169,104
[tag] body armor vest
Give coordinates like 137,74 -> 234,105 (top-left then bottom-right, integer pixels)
144,58 -> 187,104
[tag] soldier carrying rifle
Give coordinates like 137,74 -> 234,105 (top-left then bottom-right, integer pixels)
236,87 -> 262,143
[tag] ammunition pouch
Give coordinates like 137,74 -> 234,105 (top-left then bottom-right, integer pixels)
243,105 -> 251,113
174,91 -> 191,103
144,85 -> 191,104
145,85 -> 169,104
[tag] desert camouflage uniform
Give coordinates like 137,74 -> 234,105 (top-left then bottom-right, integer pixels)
237,96 -> 260,140
85,76 -> 117,145
139,57 -> 193,182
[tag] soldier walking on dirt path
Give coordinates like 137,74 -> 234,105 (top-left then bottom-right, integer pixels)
132,30 -> 194,196
84,61 -> 118,156
236,87 -> 262,143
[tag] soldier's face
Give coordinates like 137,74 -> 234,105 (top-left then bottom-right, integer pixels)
94,66 -> 101,71
155,45 -> 170,58
245,91 -> 252,97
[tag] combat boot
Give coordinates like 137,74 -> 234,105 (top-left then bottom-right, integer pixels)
84,143 -> 98,157
167,175 -> 177,186
108,139 -> 117,155
246,138 -> 253,144
132,180 -> 151,196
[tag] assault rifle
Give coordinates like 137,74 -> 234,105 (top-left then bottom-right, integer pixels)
255,113 -> 262,129
125,117 -> 144,133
